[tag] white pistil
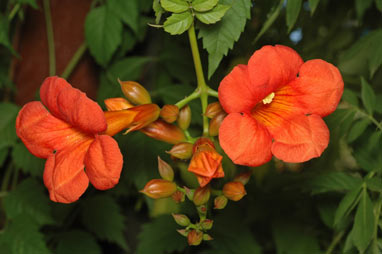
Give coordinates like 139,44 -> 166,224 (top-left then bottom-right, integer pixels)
262,92 -> 275,104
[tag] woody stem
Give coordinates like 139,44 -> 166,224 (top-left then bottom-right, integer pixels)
188,22 -> 209,136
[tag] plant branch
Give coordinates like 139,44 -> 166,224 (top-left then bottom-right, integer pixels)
43,0 -> 56,76
175,89 -> 200,109
325,231 -> 345,254
61,42 -> 87,79
8,3 -> 20,21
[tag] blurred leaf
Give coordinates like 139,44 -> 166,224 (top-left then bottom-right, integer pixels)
164,11 -> 193,35
317,201 -> 336,229
161,0 -> 189,13
0,102 -> 19,149
369,38 -> 382,77
1,215 -> 50,254
107,0 -> 139,33
286,0 -> 302,33
305,171 -> 362,194
12,143 -> 44,177
355,0 -> 373,21
136,216 -> 187,254
192,0 -> 218,12
376,0 -> 382,11
0,15 -> 15,53
342,89 -> 359,107
85,6 -> 123,67
367,131 -> 381,150
80,195 -> 128,250
308,0 -> 320,15
3,178 -> 54,226
354,147 -> 382,172
56,230 -> 101,254
253,0 -> 284,43
14,0 -> 38,9
334,184 -> 362,227
352,189 -> 374,253
0,147 -> 8,166
347,118 -> 371,143
361,77 -> 376,115
195,4 -> 230,24
365,177 -> 382,192
199,0 -> 251,78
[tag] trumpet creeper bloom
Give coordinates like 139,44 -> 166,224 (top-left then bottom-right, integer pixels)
218,45 -> 344,166
16,77 -> 159,203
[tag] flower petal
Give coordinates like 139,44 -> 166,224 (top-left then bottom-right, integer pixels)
219,113 -> 272,167
248,45 -> 303,103
84,135 -> 123,190
292,59 -> 344,117
218,65 -> 257,113
16,101 -> 90,158
43,141 -> 91,203
271,114 -> 329,163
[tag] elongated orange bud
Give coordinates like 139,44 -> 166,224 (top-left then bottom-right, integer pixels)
104,97 -> 134,111
140,179 -> 177,199
167,142 -> 193,160
160,105 -> 179,123
222,182 -> 246,201
209,112 -> 226,137
104,104 -> 160,136
172,213 -> 191,226
205,102 -> 223,119
177,105 -> 191,130
193,186 -> 210,206
158,156 -> 174,181
188,230 -> 203,246
140,120 -> 186,144
119,80 -> 151,105
214,195 -> 228,209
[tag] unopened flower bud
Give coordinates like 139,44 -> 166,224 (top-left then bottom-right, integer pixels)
104,97 -> 134,111
160,105 -> 179,123
205,102 -> 223,119
197,205 -> 207,216
167,142 -> 193,160
177,229 -> 189,237
187,230 -> 203,246
203,234 -> 213,241
172,190 -> 185,203
172,213 -> 191,226
184,186 -> 194,200
140,120 -> 186,144
214,195 -> 228,209
208,112 -> 226,137
222,182 -> 246,201
233,171 -> 252,185
158,156 -> 174,181
140,179 -> 177,199
177,105 -> 191,130
119,79 -> 151,105
200,219 -> 213,230
193,186 -> 210,206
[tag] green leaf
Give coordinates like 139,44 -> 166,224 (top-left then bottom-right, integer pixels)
305,171 -> 363,194
352,189 -> 375,253
361,77 -> 376,115
12,143 -> 45,177
0,147 -> 8,166
369,39 -> 382,78
107,0 -> 139,33
161,0 -> 189,13
342,89 -> 359,107
163,11 -> 193,35
334,185 -> 363,227
355,0 -> 373,21
199,0 -> 251,78
3,179 -> 54,226
85,6 -> 123,67
368,131 -> 382,150
253,0 -> 284,43
347,118 -> 371,143
192,0 -> 219,12
366,177 -> 382,192
286,0 -> 302,33
317,201 -> 337,229
195,4 -> 230,24
0,102 -> 19,149
136,216 -> 187,254
376,0 -> 382,11
0,15 -> 15,53
13,0 -> 38,9
80,195 -> 128,251
308,0 -> 320,15
153,0 -> 165,24
56,230 -> 101,254
1,214 -> 50,254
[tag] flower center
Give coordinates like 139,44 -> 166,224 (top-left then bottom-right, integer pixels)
262,92 -> 275,104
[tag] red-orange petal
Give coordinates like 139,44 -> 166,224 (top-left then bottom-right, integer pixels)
218,65 -> 257,113
247,45 -> 303,104
84,135 -> 123,190
291,59 -> 344,117
43,140 -> 91,203
219,113 -> 272,167
16,101 -> 90,158
271,114 -> 329,163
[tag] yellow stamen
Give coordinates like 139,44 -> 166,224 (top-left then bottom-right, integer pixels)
262,92 -> 275,104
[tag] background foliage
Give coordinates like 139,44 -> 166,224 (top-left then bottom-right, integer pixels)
0,0 -> 382,253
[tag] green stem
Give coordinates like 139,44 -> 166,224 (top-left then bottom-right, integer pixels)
43,0 -> 56,76
8,3 -> 20,21
325,231 -> 345,254
61,42 -> 87,79
353,107 -> 382,131
175,89 -> 200,109
188,22 -> 209,136
208,88 -> 218,98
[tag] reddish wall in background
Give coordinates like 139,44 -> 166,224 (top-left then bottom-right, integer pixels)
14,0 -> 99,105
